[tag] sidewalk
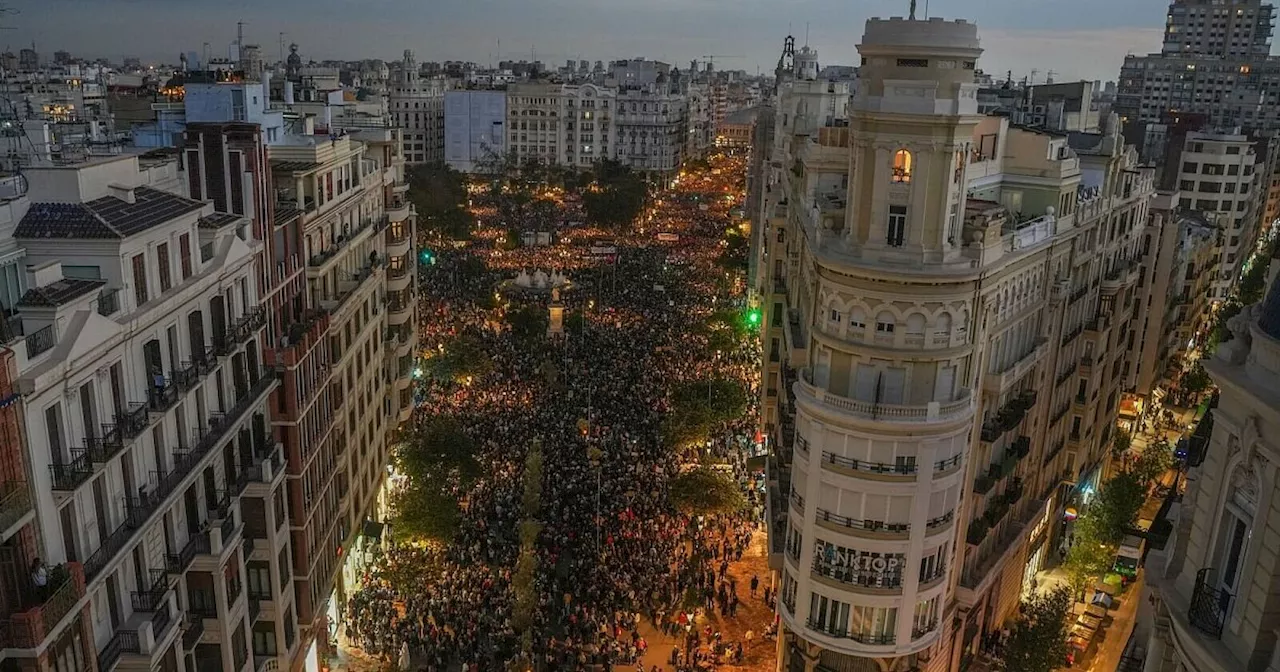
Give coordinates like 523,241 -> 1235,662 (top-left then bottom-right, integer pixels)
636,529 -> 778,672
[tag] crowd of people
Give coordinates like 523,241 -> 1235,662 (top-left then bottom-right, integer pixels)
342,153 -> 771,671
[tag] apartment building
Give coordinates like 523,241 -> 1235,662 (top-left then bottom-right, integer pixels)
503,81 -> 687,173
1172,131 -> 1268,299
1141,272 -> 1280,672
264,119 -> 416,672
1131,193 -> 1220,397
389,50 -> 450,165
0,153 -> 275,672
1162,0 -> 1275,58
1116,1 -> 1280,129
755,15 -> 1152,672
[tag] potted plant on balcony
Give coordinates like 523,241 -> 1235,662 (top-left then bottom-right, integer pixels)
966,519 -> 989,545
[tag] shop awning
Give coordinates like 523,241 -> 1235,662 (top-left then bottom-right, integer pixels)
362,520 -> 385,541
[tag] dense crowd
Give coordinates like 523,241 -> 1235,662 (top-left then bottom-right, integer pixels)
344,154 -> 769,671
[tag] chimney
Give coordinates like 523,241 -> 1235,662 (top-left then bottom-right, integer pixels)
107,183 -> 136,204
26,260 -> 64,290
303,115 -> 315,136
284,80 -> 295,105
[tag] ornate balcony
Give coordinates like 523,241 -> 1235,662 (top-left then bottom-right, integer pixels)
1188,568 -> 1231,639
0,480 -> 33,533
0,562 -> 86,649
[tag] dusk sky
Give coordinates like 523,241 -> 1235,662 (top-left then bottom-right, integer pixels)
17,0 -> 1190,83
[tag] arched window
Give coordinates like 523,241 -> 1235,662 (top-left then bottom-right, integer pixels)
892,149 -> 913,183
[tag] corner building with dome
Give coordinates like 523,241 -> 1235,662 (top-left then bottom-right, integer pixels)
755,12 -> 1154,672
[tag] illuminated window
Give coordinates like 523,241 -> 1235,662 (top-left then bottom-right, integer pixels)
892,149 -> 913,183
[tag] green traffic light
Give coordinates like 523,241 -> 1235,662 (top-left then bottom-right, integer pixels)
747,309 -> 761,326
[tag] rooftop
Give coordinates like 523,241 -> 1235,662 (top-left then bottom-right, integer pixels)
198,212 -> 242,229
16,277 -> 106,308
15,186 -> 205,240
270,159 -> 322,173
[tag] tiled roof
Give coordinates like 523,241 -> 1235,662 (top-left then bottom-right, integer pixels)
16,278 -> 107,308
274,207 -> 302,226
199,212 -> 243,229
16,187 -> 205,240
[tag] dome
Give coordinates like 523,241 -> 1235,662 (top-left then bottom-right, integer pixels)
1258,267 -> 1280,340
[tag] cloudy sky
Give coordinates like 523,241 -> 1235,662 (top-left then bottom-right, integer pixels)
16,0 -> 1185,83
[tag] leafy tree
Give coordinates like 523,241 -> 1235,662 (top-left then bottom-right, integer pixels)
1111,428 -> 1131,458
999,586 -> 1072,672
396,416 -> 481,488
406,165 -> 475,240
717,228 -> 750,272
1082,471 -> 1147,545
582,159 -> 648,231
1180,363 -> 1211,400
424,332 -> 493,383
389,485 -> 461,542
1063,536 -> 1113,603
1238,253 -> 1271,305
1207,300 -> 1243,353
669,466 -> 745,516
1131,439 -> 1173,486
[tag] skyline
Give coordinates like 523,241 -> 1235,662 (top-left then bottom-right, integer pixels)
16,0 -> 1188,83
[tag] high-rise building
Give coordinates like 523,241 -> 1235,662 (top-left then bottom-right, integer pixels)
1141,270 -> 1280,672
1161,0 -> 1275,58
756,14 -> 1152,672
1116,1 -> 1280,128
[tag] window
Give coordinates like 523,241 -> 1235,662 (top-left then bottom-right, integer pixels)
876,320 -> 895,333
892,149 -> 913,183
896,58 -> 929,67
45,404 -> 65,463
252,629 -> 278,656
887,205 -> 907,247
1228,164 -> 1240,175
157,243 -> 172,293
829,309 -> 842,323
809,593 -> 852,636
179,234 -> 192,279
131,254 -> 148,306
1182,161 -> 1198,173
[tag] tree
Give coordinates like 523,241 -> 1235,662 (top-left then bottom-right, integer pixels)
1180,363 -> 1212,400
669,466 -> 745,516
406,165 -> 475,240
582,159 -> 648,231
389,485 -> 461,542
662,377 -> 749,447
1063,537 -> 1113,603
717,228 -> 750,272
1131,439 -> 1173,486
1237,252 -> 1271,305
1207,300 -> 1243,353
424,332 -> 493,383
1082,471 -> 1147,545
1111,428 -> 1131,458
396,416 -> 481,488
999,586 -> 1072,672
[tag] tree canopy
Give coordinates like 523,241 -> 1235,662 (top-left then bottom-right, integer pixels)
999,587 -> 1072,672
407,165 -> 475,240
582,159 -> 648,231
389,416 -> 480,542
661,376 -> 749,447
507,304 -> 549,343
669,466 -> 746,516
423,332 -> 493,384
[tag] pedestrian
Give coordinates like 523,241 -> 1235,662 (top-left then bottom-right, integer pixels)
749,574 -> 759,597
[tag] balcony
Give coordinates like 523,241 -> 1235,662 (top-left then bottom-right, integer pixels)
798,368 -> 973,425
165,531 -> 209,574
129,569 -> 170,612
1070,285 -> 1088,304
1060,323 -> 1084,347
814,508 -> 910,538
307,218 -> 377,272
97,289 -> 121,317
0,562 -> 87,649
804,620 -> 895,646
0,311 -> 22,344
49,452 -> 93,492
83,373 -> 277,582
1188,568 -> 1231,639
0,480 -> 33,533
984,338 -> 1049,395
318,259 -> 383,314
979,390 -> 1037,443
98,601 -> 173,672
387,198 -> 412,221
385,225 -> 411,255
819,451 -> 916,480
25,325 -> 55,358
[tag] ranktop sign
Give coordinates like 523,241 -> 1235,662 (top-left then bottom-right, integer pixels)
816,541 -> 903,574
